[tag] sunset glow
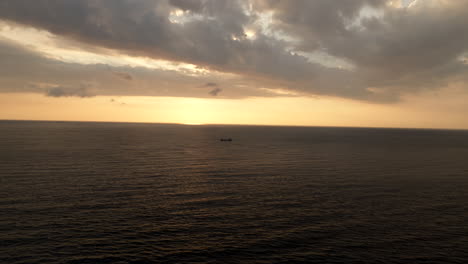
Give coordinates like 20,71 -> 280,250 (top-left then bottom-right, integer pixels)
1,0 -> 468,129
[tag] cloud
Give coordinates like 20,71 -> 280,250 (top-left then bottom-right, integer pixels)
109,98 -> 127,105
0,0 -> 468,102
204,82 -> 218,87
46,85 -> 93,98
253,0 -> 468,93
202,82 -> 223,96
25,81 -> 95,98
209,87 -> 222,96
114,72 -> 133,81
0,38 -> 280,98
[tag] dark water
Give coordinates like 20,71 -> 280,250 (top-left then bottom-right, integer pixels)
1,121 -> 468,263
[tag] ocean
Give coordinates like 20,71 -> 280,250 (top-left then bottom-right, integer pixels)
1,120 -> 468,263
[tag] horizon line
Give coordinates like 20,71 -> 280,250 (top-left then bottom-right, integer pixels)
1,118 -> 467,132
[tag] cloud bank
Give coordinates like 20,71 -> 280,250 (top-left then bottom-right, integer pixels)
0,0 -> 468,102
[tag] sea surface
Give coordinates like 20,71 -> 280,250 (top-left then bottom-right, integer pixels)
1,120 -> 468,264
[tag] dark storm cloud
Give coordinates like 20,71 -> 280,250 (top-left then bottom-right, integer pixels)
1,0 -> 468,101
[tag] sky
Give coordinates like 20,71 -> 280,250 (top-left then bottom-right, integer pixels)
1,0 -> 468,129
